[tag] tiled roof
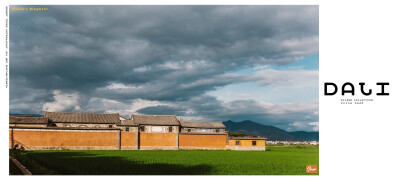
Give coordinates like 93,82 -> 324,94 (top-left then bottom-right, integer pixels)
117,120 -> 138,126
229,136 -> 267,140
131,114 -> 180,126
9,116 -> 49,124
180,120 -> 226,129
9,126 -> 121,131
44,111 -> 120,124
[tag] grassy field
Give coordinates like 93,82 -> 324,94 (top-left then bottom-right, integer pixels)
10,145 -> 318,175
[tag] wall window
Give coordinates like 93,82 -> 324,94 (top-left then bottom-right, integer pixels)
252,141 -> 257,146
235,141 -> 240,145
216,129 -> 220,132
168,126 -> 173,132
188,129 -> 191,132
108,125 -> 113,128
125,127 -> 129,131
140,126 -> 145,132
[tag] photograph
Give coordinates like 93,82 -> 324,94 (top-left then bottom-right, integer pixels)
7,5 -> 319,175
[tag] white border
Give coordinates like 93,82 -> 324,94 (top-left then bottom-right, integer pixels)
4,0 -> 400,178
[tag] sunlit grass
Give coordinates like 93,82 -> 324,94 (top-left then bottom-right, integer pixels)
11,145 -> 318,175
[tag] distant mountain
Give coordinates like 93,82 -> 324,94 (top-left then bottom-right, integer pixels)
223,120 -> 319,141
9,113 -> 43,117
288,131 -> 319,141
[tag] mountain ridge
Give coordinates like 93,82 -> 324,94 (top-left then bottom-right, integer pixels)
223,120 -> 319,141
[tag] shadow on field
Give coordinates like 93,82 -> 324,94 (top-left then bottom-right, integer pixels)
9,158 -> 24,175
26,151 -> 213,175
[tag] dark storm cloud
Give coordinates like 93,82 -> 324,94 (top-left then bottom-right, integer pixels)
93,73 -> 248,102
10,5 -> 318,131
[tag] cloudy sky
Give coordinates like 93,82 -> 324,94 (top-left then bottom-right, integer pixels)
10,5 -> 319,131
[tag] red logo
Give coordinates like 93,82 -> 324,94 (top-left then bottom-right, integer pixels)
306,165 -> 318,173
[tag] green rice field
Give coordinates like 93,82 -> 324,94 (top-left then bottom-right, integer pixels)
9,145 -> 318,175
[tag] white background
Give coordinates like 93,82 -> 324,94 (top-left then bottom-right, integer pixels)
1,0 -> 400,178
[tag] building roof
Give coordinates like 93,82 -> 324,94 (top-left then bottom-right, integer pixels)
131,114 -> 180,126
44,111 -> 120,124
9,126 -> 121,131
117,120 -> 139,126
229,136 -> 267,140
9,116 -> 49,124
180,120 -> 226,129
